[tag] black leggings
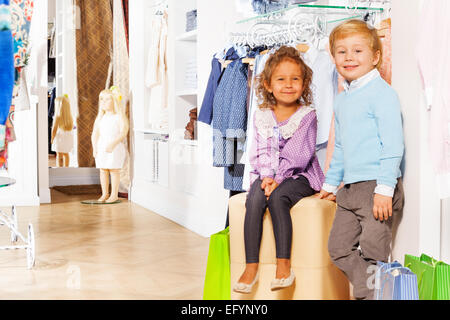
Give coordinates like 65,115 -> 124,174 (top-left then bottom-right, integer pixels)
244,176 -> 315,263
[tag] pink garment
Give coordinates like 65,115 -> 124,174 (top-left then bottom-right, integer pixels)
417,0 -> 450,199
379,19 -> 392,85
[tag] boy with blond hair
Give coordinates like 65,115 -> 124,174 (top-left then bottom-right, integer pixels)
316,20 -> 405,300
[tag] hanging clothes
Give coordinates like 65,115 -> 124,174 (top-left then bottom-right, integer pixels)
145,11 -> 168,131
417,0 -> 450,199
378,18 -> 392,85
113,0 -> 131,193
302,46 -> 338,170
122,0 -> 129,53
10,0 -> 34,69
251,0 -> 318,14
242,51 -> 272,191
212,59 -> 248,168
0,0 -> 14,127
198,47 -> 240,125
211,57 -> 249,191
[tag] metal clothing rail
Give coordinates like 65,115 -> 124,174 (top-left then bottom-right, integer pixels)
0,178 -> 35,269
236,2 -> 387,25
231,1 -> 389,49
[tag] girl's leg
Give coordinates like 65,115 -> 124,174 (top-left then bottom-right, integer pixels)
98,169 -> 110,202
267,176 -> 315,279
56,153 -> 63,167
62,153 -> 70,167
106,169 -> 121,203
238,179 -> 267,284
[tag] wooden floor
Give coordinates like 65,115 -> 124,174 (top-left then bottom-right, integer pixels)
0,190 -> 210,299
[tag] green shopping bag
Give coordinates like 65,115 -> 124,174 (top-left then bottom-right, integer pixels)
404,253 -> 450,300
203,227 -> 230,300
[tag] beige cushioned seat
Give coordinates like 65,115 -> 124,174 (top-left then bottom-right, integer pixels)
229,193 -> 349,300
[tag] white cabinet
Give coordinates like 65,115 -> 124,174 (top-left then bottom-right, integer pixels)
130,0 -> 237,237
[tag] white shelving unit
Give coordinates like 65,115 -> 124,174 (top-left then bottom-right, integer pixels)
175,29 -> 198,41
130,0 -> 246,237
176,89 -> 198,97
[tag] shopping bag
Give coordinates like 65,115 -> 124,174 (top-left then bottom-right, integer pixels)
203,227 -> 230,300
405,253 -> 450,300
374,261 -> 419,300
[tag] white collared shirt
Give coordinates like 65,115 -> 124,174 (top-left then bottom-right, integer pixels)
323,68 -> 396,198
343,68 -> 381,93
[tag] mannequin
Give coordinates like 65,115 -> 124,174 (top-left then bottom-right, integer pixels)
51,95 -> 74,167
91,86 -> 129,203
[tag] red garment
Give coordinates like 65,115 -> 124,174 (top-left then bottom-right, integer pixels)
122,0 -> 129,53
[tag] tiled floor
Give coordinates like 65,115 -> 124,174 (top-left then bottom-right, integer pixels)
0,190 -> 210,299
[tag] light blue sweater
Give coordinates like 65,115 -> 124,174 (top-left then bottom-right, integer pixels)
325,76 -> 404,189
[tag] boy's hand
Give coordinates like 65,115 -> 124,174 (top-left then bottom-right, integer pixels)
314,190 -> 336,202
373,194 -> 393,222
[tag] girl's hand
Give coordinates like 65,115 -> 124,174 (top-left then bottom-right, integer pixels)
261,178 -> 275,199
261,177 -> 274,190
265,181 -> 279,199
373,194 -> 393,222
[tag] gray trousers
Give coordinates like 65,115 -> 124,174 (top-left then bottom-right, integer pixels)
328,179 -> 404,300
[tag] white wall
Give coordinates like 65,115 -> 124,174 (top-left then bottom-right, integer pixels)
391,0 -> 442,261
48,0 -> 56,22
442,199 -> 450,262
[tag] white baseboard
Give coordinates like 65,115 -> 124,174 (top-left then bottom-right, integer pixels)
49,168 -> 100,187
39,187 -> 52,204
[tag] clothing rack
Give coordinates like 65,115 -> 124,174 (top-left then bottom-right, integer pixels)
231,2 -> 389,49
237,1 -> 389,24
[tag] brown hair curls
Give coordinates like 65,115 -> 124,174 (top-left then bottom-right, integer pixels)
256,45 -> 314,109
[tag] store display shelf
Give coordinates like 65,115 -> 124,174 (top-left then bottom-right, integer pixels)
236,3 -> 385,24
176,29 -> 198,41
176,139 -> 198,146
176,89 -> 198,96
134,128 -> 170,136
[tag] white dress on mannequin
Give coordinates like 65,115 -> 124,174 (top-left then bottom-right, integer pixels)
95,113 -> 126,169
51,128 -> 74,153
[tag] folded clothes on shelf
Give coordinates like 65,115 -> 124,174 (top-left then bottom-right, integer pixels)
184,107 -> 197,140
186,9 -> 197,32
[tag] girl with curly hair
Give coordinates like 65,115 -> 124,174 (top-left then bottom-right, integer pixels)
233,46 -> 325,293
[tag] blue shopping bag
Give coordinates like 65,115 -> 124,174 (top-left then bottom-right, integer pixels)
374,261 -> 419,300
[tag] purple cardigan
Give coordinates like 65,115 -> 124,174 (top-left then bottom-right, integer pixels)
249,107 -> 325,191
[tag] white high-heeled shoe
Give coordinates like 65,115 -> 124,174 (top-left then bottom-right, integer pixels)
233,272 -> 259,294
270,269 -> 295,291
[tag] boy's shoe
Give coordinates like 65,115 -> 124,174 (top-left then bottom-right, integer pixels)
270,269 -> 295,291
233,272 -> 259,294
